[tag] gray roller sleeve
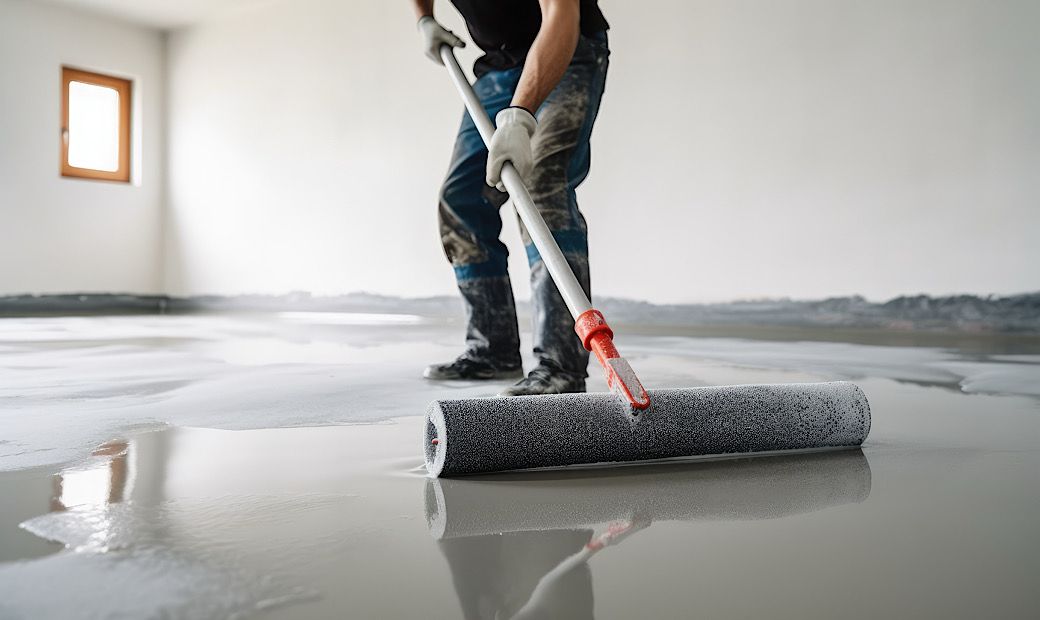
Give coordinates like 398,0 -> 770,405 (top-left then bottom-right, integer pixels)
426,449 -> 871,539
424,382 -> 870,477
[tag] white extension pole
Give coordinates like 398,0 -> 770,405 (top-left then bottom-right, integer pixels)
440,45 -> 594,320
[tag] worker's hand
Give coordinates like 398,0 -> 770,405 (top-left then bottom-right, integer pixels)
417,16 -> 465,65
486,107 -> 537,191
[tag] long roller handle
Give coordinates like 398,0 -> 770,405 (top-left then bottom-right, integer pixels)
438,45 -> 650,410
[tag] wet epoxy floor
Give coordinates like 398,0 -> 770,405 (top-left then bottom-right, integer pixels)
0,313 -> 1038,618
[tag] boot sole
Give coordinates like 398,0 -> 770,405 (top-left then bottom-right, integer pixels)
497,384 -> 587,397
423,368 -> 525,381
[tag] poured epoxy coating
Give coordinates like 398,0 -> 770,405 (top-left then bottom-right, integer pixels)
0,314 -> 1039,618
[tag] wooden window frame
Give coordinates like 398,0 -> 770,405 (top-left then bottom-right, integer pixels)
61,66 -> 132,183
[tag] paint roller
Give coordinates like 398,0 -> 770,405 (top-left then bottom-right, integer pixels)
425,46 -> 871,477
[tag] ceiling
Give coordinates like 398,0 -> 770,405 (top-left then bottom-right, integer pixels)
32,0 -> 263,29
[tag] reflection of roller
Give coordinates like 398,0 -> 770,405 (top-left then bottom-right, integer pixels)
426,449 -> 871,540
430,450 -> 871,619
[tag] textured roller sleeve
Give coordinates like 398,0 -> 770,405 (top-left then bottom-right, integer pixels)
424,381 -> 870,477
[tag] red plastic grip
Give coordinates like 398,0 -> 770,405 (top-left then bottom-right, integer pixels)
574,309 -> 651,410
574,309 -> 615,355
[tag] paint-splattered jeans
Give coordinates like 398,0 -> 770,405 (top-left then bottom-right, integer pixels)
438,32 -> 609,380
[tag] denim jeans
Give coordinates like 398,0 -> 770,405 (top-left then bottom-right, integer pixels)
437,32 -> 609,379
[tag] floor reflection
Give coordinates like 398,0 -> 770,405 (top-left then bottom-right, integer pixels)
426,450 -> 871,620
51,440 -> 131,512
48,430 -> 172,517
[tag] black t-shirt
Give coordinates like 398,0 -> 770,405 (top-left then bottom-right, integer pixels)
450,0 -> 609,76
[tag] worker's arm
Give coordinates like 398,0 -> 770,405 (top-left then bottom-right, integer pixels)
486,0 -> 580,189
412,0 -> 433,20
511,0 -> 581,114
413,0 -> 465,65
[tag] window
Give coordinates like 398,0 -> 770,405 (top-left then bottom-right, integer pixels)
61,67 -> 132,182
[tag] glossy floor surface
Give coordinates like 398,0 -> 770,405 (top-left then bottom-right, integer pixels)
1,313 -> 1038,618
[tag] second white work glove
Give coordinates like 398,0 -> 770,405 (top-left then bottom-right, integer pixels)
486,107 -> 537,192
417,16 -> 465,65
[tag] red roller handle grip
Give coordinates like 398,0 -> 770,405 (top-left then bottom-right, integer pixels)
574,309 -> 651,410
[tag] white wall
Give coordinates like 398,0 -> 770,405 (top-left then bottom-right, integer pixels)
160,0 -> 1038,302
164,0 -> 469,300
0,0 -> 165,295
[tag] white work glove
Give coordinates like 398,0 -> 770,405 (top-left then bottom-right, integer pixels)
486,107 -> 537,191
417,16 -> 465,65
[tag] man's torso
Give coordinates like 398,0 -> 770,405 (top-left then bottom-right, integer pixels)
450,0 -> 609,76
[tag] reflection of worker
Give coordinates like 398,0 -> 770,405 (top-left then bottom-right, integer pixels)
436,520 -> 646,620
413,0 -> 610,396
438,530 -> 595,619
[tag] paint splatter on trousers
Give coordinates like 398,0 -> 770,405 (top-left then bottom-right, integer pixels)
437,32 -> 609,379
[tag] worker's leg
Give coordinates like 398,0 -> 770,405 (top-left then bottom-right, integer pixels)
502,32 -> 610,394
426,68 -> 525,380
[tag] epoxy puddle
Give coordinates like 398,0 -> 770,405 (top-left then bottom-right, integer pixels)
0,419 -> 875,619
1,383 -> 1037,620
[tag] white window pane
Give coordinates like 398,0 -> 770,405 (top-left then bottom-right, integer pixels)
59,465 -> 112,508
68,81 -> 120,172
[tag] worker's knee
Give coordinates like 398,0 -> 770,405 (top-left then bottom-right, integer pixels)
524,229 -> 589,268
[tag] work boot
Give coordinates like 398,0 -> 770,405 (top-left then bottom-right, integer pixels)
424,355 -> 523,381
498,364 -> 586,397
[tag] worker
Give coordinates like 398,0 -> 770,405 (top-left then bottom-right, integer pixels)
414,0 -> 610,396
